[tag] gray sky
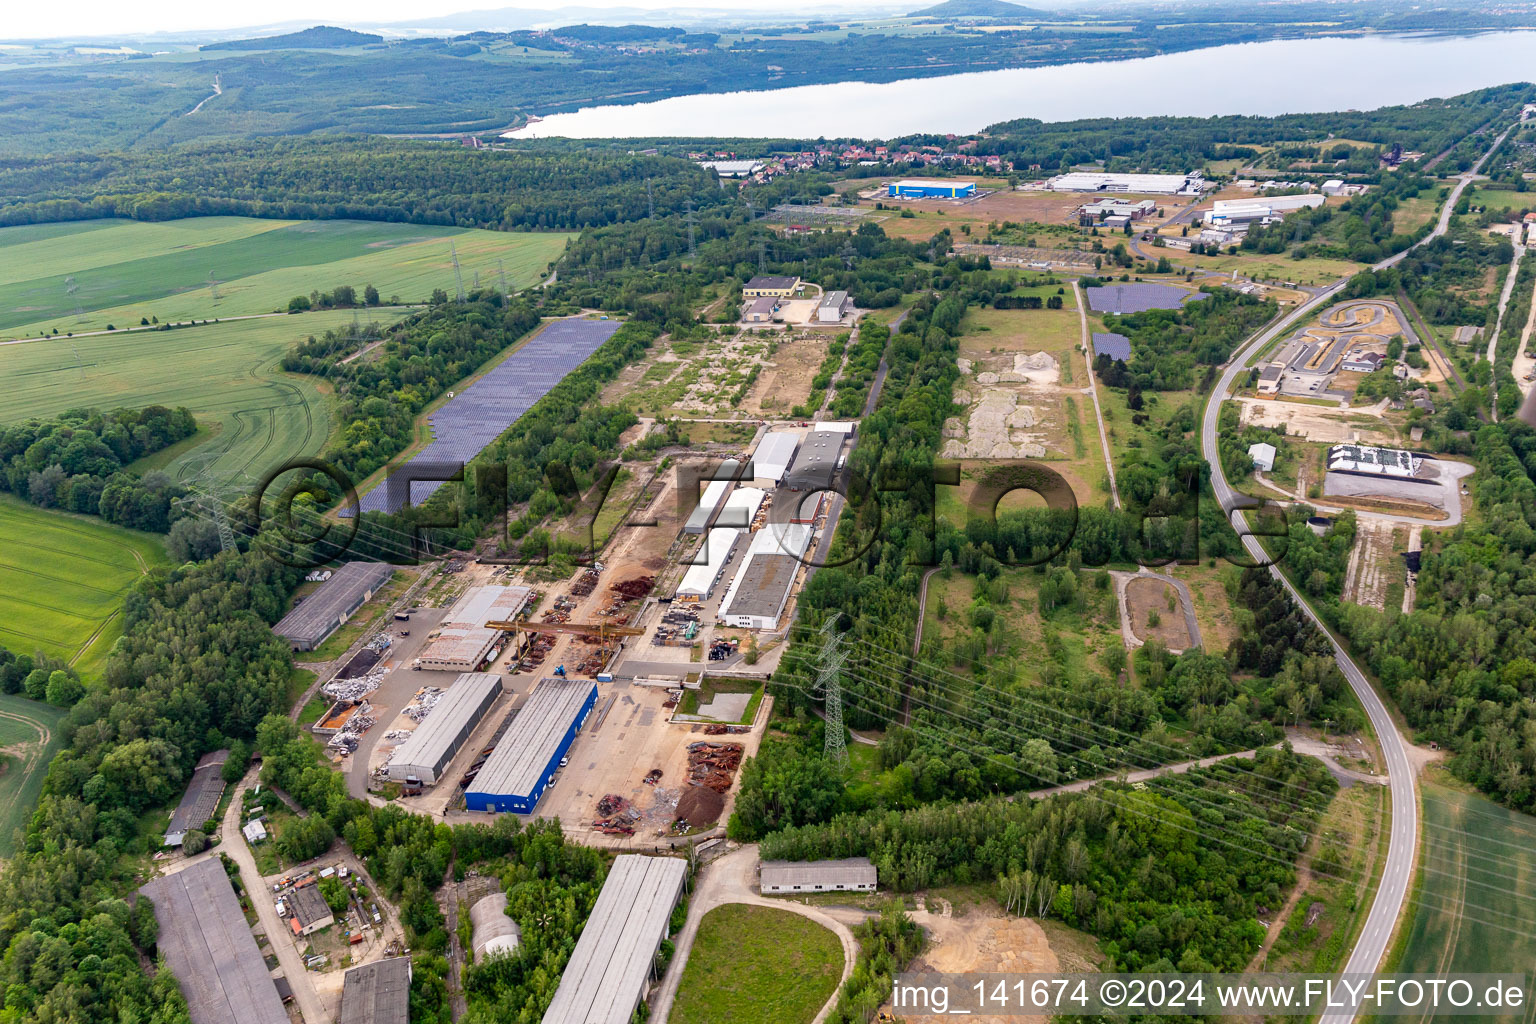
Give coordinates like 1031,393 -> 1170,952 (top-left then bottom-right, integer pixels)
6,0 -> 900,40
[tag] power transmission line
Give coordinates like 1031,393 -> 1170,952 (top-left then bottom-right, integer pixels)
815,619 -> 848,765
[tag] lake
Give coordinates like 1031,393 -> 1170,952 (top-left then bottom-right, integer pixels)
504,31 -> 1536,139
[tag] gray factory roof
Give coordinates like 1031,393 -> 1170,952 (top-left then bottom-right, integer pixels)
542,855 -> 688,1024
164,748 -> 230,845
139,859 -> 289,1024
784,430 -> 845,491
289,883 -> 333,929
351,318 -> 622,514
470,678 -> 595,800
723,553 -> 799,621
744,274 -> 798,291
1091,332 -> 1132,362
761,857 -> 877,889
819,289 -> 849,309
387,672 -> 501,776
340,957 -> 412,1024
273,562 -> 394,647
470,892 -> 522,959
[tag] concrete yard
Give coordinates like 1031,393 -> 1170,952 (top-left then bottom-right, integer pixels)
1322,458 -> 1475,525
533,681 -> 770,848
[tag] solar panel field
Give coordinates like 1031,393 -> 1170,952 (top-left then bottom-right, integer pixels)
0,496 -> 167,680
353,317 -> 623,514
0,310 -> 396,488
0,216 -> 571,339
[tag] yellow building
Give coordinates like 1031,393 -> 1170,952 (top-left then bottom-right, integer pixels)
743,274 -> 801,298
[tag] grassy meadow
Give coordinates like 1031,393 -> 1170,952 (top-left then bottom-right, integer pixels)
0,693 -> 68,855
0,309 -> 402,487
0,497 -> 166,679
0,216 -> 570,338
670,904 -> 844,1024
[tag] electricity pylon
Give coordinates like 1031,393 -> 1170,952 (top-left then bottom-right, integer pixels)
816,619 -> 848,765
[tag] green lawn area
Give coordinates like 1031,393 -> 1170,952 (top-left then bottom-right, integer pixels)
0,216 -> 571,338
1466,185 -> 1534,216
1170,251 -> 1364,288
1391,189 -> 1447,235
961,302 -> 1080,358
671,904 -> 844,1024
0,310 -> 399,488
1395,779 -> 1536,978
0,496 -> 166,679
0,693 -> 68,856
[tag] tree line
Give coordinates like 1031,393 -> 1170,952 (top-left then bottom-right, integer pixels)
0,405 -> 197,532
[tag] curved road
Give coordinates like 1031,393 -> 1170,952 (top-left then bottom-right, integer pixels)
1200,123 -> 1512,1015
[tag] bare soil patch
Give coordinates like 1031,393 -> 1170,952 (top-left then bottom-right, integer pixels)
1125,577 -> 1192,650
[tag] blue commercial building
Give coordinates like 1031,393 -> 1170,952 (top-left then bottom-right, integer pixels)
887,179 -> 976,199
465,678 -> 597,814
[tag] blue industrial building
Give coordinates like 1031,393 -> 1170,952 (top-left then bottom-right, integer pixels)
465,678 -> 597,814
887,179 -> 976,199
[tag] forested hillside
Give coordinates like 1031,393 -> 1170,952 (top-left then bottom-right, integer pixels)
0,140 -> 722,230
1338,422 -> 1536,812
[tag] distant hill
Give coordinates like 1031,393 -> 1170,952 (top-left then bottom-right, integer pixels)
201,25 -> 384,50
909,0 -> 1052,19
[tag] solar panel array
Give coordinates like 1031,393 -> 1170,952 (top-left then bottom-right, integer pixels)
1091,332 -> 1133,362
1084,283 -> 1209,315
351,319 -> 623,515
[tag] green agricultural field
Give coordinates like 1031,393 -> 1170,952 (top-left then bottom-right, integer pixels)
1395,780 -> 1536,986
0,693 -> 67,855
0,497 -> 166,680
671,904 -> 844,1024
1466,186 -> 1534,216
0,309 -> 399,487
0,217 -> 571,338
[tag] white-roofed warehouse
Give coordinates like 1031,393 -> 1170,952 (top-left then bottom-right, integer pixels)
386,672 -> 503,784
675,528 -> 742,603
760,857 -> 877,894
541,855 -> 687,1024
465,677 -> 597,813
751,431 -> 799,482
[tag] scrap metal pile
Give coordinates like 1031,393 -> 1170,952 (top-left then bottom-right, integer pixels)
570,565 -> 603,597
686,742 -> 743,793
403,686 -> 445,722
322,670 -> 384,703
593,793 -> 639,835
609,576 -> 655,600
327,709 -> 376,752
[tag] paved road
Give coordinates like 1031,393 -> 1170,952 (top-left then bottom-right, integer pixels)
1072,280 -> 1121,508
220,772 -> 329,1024
1488,239 -> 1527,420
1196,126 -> 1513,1013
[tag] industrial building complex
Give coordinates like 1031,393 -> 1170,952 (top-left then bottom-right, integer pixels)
742,275 -> 800,298
751,431 -> 800,482
541,855 -> 688,1024
415,585 -> 533,672
465,677 -> 598,813
784,429 -> 848,491
719,522 -> 814,629
386,672 -> 503,784
339,956 -> 412,1024
760,857 -> 878,894
273,561 -> 395,651
1049,171 -> 1206,195
887,178 -> 975,199
1327,444 -> 1424,478
139,859 -> 289,1024
1204,194 -> 1327,227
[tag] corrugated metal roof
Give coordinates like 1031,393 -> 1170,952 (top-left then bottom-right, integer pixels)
387,672 -> 501,777
164,749 -> 230,844
340,957 -> 411,1024
761,857 -> 877,889
676,528 -> 742,599
752,432 -> 799,481
541,856 -> 687,1024
139,859 -> 288,1024
469,678 -> 596,800
273,562 -> 394,647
